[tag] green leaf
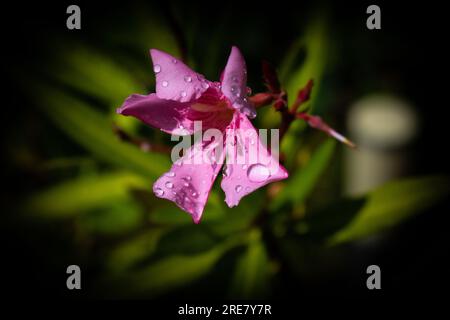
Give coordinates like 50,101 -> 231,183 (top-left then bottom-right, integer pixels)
113,234 -> 245,297
229,229 -> 270,299
280,17 -> 328,111
33,85 -> 169,179
50,44 -> 146,110
328,176 -> 450,245
271,139 -> 336,211
78,200 -> 143,235
107,228 -> 167,274
279,16 -> 329,160
24,171 -> 147,217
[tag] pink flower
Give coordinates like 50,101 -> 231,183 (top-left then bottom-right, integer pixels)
117,47 -> 288,223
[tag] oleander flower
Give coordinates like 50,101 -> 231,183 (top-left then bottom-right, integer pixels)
118,47 -> 288,223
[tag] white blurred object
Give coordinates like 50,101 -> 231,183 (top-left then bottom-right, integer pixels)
345,94 -> 419,196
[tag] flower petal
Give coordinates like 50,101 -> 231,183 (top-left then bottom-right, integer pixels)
117,93 -> 195,135
150,49 -> 212,103
152,138 -> 225,223
221,46 -> 257,118
118,91 -> 234,134
221,113 -> 288,207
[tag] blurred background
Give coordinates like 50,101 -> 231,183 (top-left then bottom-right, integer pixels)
1,0 -> 449,299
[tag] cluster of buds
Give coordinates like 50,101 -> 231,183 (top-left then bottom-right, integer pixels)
250,61 -> 355,148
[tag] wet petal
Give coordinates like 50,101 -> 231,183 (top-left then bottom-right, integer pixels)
221,113 -> 288,207
152,138 -> 225,223
221,46 -> 257,118
150,49 -> 212,103
117,93 -> 195,135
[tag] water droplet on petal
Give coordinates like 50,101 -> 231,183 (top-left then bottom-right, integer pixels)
223,165 -> 232,177
191,191 -> 198,198
245,186 -> 250,192
201,82 -> 209,89
235,185 -> 242,193
165,181 -> 174,189
184,75 -> 192,83
153,64 -> 161,73
247,164 -> 271,182
183,176 -> 192,181
162,81 -> 169,87
180,91 -> 187,98
172,59 -> 178,64
183,182 -> 190,187
241,164 -> 248,170
166,172 -> 176,177
154,187 -> 164,196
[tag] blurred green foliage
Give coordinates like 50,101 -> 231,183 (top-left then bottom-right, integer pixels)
14,4 -> 449,299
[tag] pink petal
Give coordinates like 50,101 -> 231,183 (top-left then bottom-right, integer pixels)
221,113 -> 288,207
150,49 -> 212,103
221,46 -> 257,118
118,90 -> 234,134
152,138 -> 225,223
117,93 -> 195,135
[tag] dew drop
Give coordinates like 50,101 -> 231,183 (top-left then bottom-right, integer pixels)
180,91 -> 187,98
201,82 -> 209,89
247,164 -> 271,182
153,64 -> 161,73
165,181 -> 174,189
191,191 -> 198,198
223,164 -> 232,177
172,59 -> 178,64
235,185 -> 242,193
162,81 -> 169,87
183,182 -> 190,187
154,187 -> 164,196
242,106 -> 257,119
184,75 -> 192,83
183,176 -> 192,181
241,164 -> 248,170
166,172 -> 176,177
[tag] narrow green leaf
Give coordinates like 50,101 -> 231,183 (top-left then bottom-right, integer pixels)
271,139 -> 336,211
50,44 -> 146,109
279,16 -> 329,160
229,229 -> 270,299
280,17 -> 328,111
116,235 -> 245,297
107,228 -> 167,274
328,176 -> 450,245
33,85 -> 169,179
